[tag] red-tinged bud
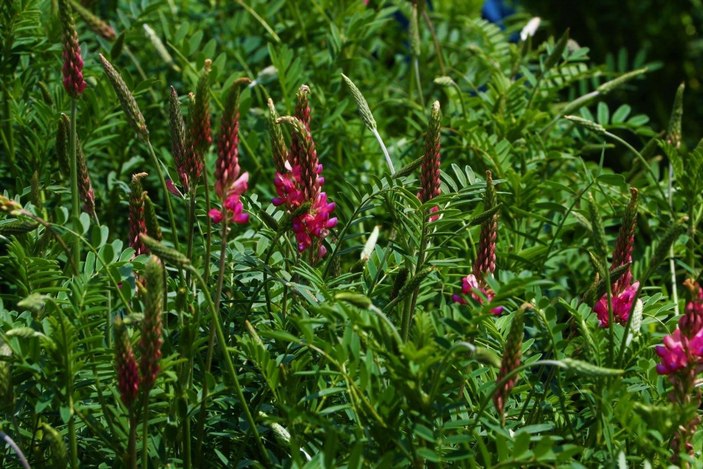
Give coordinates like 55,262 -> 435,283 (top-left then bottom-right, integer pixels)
611,187 -> 638,292
114,318 -> 139,408
168,86 -> 190,192
272,86 -> 335,259
215,77 -> 251,199
289,85 -> 311,168
593,187 -> 640,327
139,256 -> 164,392
493,305 -> 525,421
278,115 -> 320,201
99,54 -> 149,141
143,194 -> 162,241
473,171 -> 498,278
129,173 -> 148,255
58,0 -> 87,98
268,98 -> 288,172
76,140 -> 96,218
190,59 -> 212,154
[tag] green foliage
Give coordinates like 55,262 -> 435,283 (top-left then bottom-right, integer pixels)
0,0 -> 701,467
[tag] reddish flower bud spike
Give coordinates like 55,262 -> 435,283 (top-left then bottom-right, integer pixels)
139,256 -> 164,393
169,86 -> 190,193
593,187 -> 639,327
114,318 -> 139,408
494,305 -> 526,422
58,0 -> 87,98
129,172 -> 148,255
417,100 -> 441,206
271,86 -> 336,259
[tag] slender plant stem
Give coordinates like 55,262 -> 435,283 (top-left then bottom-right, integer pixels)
203,171 -> 214,283
145,141 -> 181,252
127,410 -> 137,469
59,307 -> 79,468
413,57 -> 425,107
668,163 -> 680,315
689,202 -> 696,275
0,432 -> 30,469
189,267 -> 270,464
183,415 -> 191,469
1,82 -> 19,189
195,215 -> 229,464
70,99 -> 81,272
141,398 -> 149,469
422,9 -> 445,74
186,190 -> 197,288
603,131 -> 672,216
371,128 -> 395,175
401,219 -> 429,341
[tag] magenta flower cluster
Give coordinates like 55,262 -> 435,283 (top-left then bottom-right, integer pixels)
208,173 -> 249,225
593,280 -> 640,327
656,280 -> 703,375
273,161 -> 337,257
593,188 -> 639,328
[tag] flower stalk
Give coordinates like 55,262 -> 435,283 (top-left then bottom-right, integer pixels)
593,188 -> 639,327
453,171 -> 502,314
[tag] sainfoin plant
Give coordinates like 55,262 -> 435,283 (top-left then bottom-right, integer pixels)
2,1 -> 703,467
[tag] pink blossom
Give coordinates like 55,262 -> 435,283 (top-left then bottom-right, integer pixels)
593,281 -> 639,327
656,329 -> 703,375
655,330 -> 688,374
208,208 -> 223,224
273,162 -> 335,256
209,173 -> 249,224
452,274 -> 503,315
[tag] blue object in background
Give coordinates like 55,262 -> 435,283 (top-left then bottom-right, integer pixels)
482,0 -> 516,29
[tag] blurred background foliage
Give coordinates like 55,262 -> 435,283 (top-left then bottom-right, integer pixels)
524,0 -> 703,147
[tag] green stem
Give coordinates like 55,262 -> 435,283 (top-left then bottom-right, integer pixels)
195,215 -> 229,464
667,163 -> 680,315
145,141 -> 181,252
203,171 -> 213,283
401,218 -> 429,341
70,99 -> 80,273
1,81 -> 19,189
141,398 -> 149,469
371,128 -> 395,175
422,9 -> 445,75
186,190 -> 196,287
189,266 -> 269,464
689,201 -> 696,275
59,308 -> 79,468
127,410 -> 137,469
413,57 -> 425,107
603,130 -> 672,216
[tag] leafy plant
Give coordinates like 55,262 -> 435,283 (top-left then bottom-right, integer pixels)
1,0 -> 702,467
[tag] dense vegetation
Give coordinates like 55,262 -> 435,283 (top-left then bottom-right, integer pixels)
1,0 -> 703,467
